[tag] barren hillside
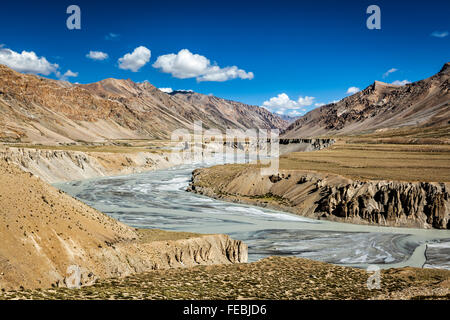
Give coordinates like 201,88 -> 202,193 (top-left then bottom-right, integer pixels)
0,159 -> 246,290
0,65 -> 287,144
283,62 -> 450,138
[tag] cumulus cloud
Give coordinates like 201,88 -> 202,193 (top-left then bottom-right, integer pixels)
0,47 -> 59,75
118,46 -> 151,72
346,86 -> 360,94
159,87 -> 173,93
86,51 -> 109,60
382,68 -> 398,78
288,110 -> 303,117
152,49 -> 254,82
431,31 -> 449,38
391,79 -> 411,86
57,70 -> 79,81
262,93 -> 315,115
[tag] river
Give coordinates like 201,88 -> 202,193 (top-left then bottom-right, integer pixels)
54,157 -> 450,270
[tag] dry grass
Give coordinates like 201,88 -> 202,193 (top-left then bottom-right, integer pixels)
136,229 -> 205,242
344,125 -> 450,144
2,139 -> 173,154
1,257 -> 448,300
276,140 -> 450,182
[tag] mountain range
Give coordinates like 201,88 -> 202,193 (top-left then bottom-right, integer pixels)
282,62 -> 450,138
0,65 -> 287,144
1,62 -> 449,144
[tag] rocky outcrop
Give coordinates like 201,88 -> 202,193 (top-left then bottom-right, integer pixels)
314,180 -> 449,229
188,167 -> 450,229
0,147 -> 183,183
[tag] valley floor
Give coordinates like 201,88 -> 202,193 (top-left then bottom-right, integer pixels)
1,137 -> 449,299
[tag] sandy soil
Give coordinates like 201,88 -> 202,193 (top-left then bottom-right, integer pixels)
1,256 -> 448,300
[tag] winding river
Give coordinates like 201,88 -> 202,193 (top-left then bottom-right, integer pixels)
55,156 -> 450,270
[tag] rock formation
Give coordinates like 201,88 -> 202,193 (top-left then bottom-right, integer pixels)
188,167 -> 449,229
0,146 -> 183,183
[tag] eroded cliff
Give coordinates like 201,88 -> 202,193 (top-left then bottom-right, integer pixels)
188,167 -> 450,229
0,147 -> 182,183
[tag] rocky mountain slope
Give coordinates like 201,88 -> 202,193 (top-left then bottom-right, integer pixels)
0,65 -> 287,144
188,167 -> 449,229
0,159 -> 247,290
169,90 -> 287,130
283,62 -> 450,138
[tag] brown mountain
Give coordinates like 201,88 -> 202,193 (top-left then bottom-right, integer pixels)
0,65 -> 287,144
169,90 -> 287,130
282,62 -> 450,138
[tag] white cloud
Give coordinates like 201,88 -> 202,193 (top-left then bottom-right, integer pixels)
86,51 -> 108,60
382,68 -> 398,78
159,87 -> 173,93
153,49 -> 254,82
296,96 -> 315,107
262,93 -> 314,115
0,47 -> 59,75
391,79 -> 411,86
315,102 -> 325,107
346,86 -> 360,94
431,31 -> 449,38
118,46 -> 151,72
56,70 -> 78,81
288,110 -> 303,117
105,33 -> 120,40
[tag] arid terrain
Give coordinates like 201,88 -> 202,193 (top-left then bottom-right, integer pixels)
0,62 -> 449,300
0,64 -> 287,144
0,159 -> 246,290
188,138 -> 450,228
1,256 -> 449,300
187,62 -> 450,229
282,63 -> 449,138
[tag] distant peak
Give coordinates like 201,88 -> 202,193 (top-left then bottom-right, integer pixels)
367,80 -> 400,92
439,62 -> 450,74
373,80 -> 398,87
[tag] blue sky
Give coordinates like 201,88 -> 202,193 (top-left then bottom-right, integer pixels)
0,0 -> 449,116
